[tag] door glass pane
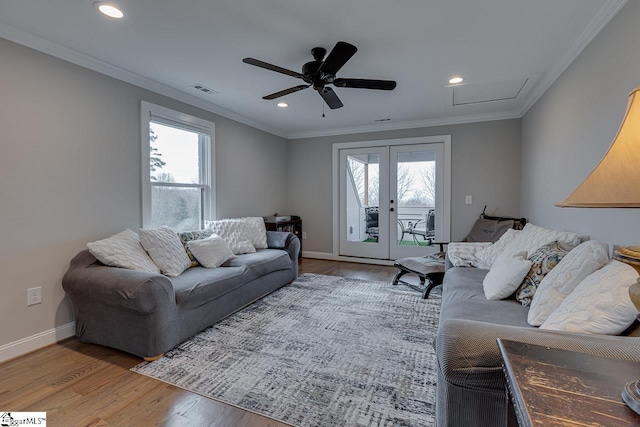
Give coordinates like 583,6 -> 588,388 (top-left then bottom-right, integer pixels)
396,150 -> 436,246
346,154 -> 380,243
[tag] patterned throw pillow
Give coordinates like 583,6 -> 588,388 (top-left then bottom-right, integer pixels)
178,229 -> 215,267
515,241 -> 569,306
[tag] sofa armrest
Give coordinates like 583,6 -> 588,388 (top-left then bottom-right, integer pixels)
267,231 -> 300,261
437,318 -> 640,390
62,249 -> 175,314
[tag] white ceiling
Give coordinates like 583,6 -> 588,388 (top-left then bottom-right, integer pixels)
0,0 -> 627,138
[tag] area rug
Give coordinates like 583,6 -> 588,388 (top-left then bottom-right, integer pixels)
131,273 -> 441,426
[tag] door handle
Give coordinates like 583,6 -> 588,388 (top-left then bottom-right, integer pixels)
390,207 -> 395,212
390,200 -> 395,204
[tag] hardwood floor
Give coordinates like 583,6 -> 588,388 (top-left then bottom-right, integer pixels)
0,259 -> 418,426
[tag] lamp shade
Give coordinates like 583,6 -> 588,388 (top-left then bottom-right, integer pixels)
557,86 -> 640,207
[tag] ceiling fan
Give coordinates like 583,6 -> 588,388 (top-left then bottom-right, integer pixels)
243,41 -> 397,110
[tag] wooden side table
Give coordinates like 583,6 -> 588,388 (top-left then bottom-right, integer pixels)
498,339 -> 640,426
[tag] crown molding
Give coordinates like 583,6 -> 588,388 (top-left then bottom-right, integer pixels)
0,0 -> 626,141
0,21 -> 288,139
518,0 -> 628,116
288,0 -> 627,140
287,110 -> 522,140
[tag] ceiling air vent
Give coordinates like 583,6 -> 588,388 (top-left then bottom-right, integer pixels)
192,84 -> 218,95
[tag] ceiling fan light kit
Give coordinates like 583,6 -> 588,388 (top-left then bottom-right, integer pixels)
243,41 -> 397,110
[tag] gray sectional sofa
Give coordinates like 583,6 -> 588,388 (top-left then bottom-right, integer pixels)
63,231 -> 299,360
436,265 -> 640,427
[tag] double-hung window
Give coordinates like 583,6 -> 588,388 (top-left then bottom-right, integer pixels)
141,101 -> 215,231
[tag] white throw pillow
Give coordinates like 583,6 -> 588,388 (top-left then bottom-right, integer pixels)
187,234 -> 236,268
475,228 -> 521,267
527,240 -> 610,326
87,229 -> 160,274
540,260 -> 639,335
483,251 -> 532,300
138,226 -> 192,277
205,219 -> 257,255
241,217 -> 268,249
498,223 -> 583,260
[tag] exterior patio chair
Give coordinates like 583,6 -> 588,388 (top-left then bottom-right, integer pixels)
365,207 -> 379,241
403,208 -> 435,246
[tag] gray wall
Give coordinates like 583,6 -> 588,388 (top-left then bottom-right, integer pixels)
7,0 -> 636,355
521,0 -> 640,247
288,120 -> 522,254
0,38 -> 288,348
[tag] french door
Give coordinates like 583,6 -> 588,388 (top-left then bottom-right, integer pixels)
337,138 -> 450,260
339,146 -> 390,259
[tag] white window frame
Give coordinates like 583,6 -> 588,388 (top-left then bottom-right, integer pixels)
140,101 -> 215,229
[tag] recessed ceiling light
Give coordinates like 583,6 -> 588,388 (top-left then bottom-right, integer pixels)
94,2 -> 125,19
277,102 -> 288,108
449,76 -> 464,84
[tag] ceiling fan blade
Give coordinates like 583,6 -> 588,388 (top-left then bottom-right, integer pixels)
243,58 -> 305,79
262,85 -> 310,100
333,78 -> 397,90
318,87 -> 343,109
318,41 -> 357,76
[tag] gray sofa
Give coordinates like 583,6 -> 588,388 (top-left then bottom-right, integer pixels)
63,231 -> 300,360
436,265 -> 640,427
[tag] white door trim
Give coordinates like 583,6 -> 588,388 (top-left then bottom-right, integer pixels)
332,135 -> 451,260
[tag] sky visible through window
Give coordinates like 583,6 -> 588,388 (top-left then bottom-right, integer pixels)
349,157 -> 435,208
150,122 -> 200,184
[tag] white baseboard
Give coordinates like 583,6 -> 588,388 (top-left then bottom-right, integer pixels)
0,322 -> 76,364
302,251 -> 396,266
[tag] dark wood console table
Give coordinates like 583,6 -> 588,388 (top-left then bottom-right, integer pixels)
498,339 -> 640,427
263,216 -> 302,260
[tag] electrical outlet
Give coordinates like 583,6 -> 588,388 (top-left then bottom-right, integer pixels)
302,232 -> 308,240
27,286 -> 42,306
